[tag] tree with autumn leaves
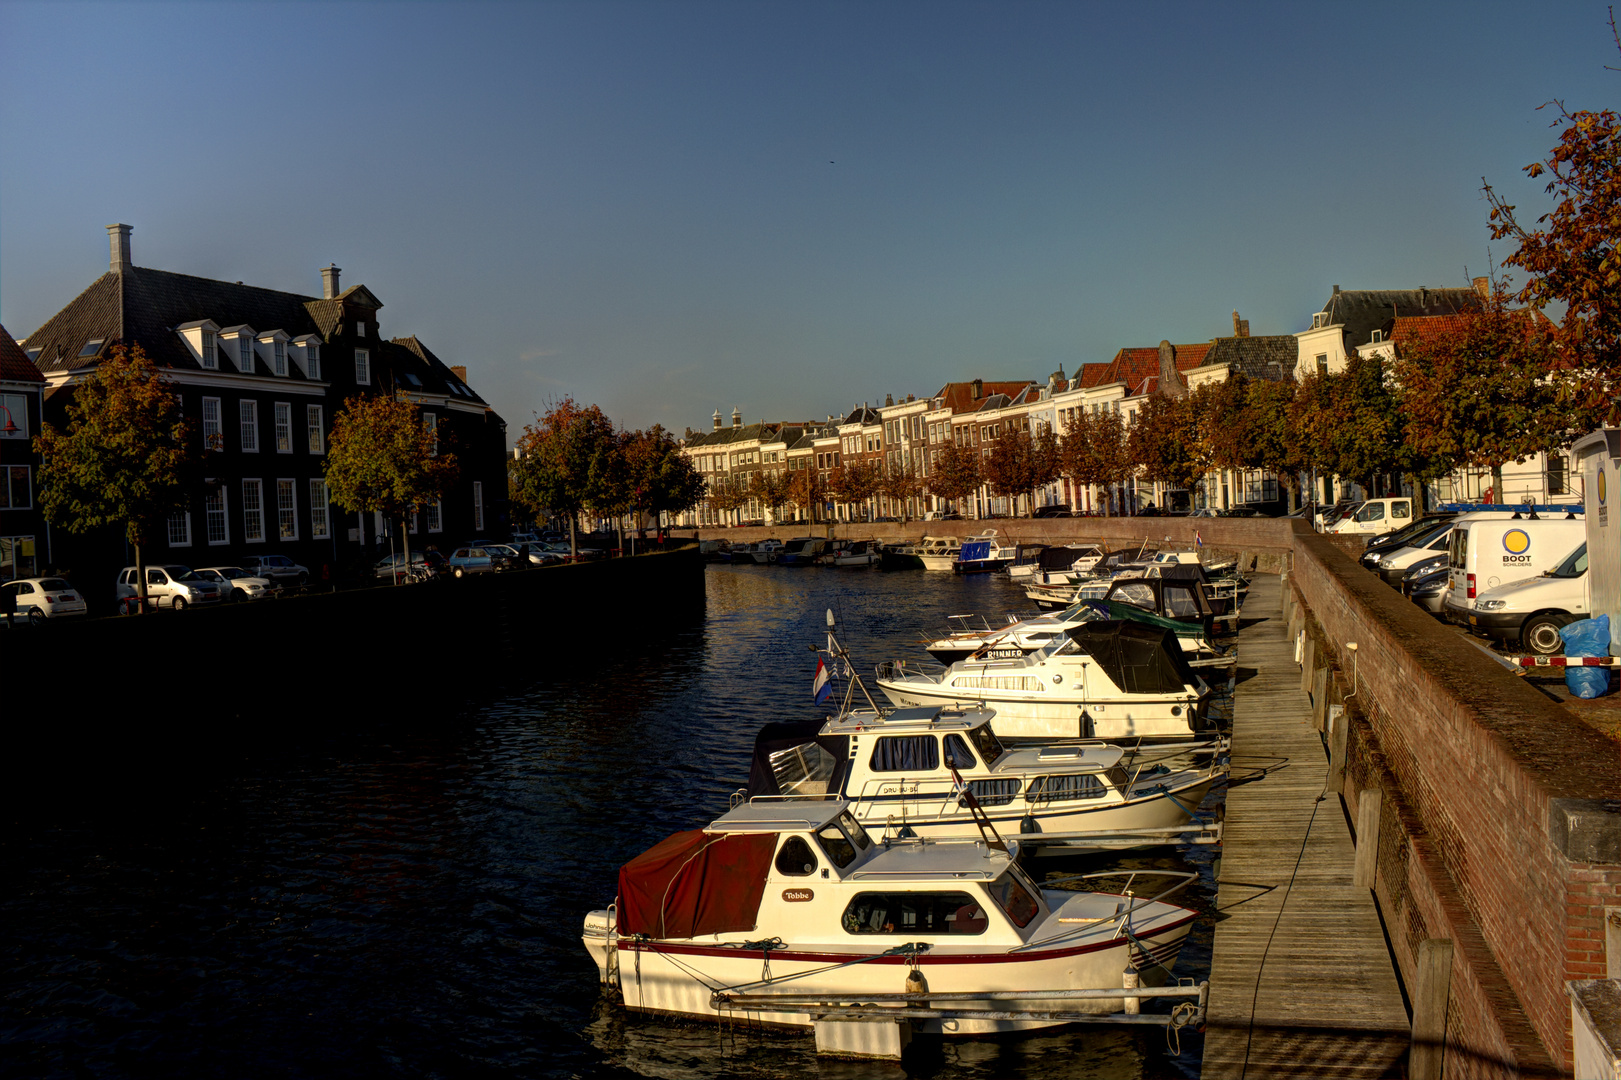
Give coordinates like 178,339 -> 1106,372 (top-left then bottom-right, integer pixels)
35,344 -> 195,608
323,391 -> 460,579
928,440 -> 982,516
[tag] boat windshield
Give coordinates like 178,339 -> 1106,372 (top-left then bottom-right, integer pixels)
983,870 -> 1040,928
815,823 -> 858,868
837,811 -> 872,850
769,742 -> 837,796
1038,636 -> 1081,659
968,723 -> 1005,765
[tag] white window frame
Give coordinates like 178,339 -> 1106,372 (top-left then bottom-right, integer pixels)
202,396 -> 222,451
307,405 -> 324,453
240,400 -> 259,453
427,499 -> 442,533
355,348 -> 370,385
0,465 -> 33,510
473,481 -> 484,532
274,402 -> 292,453
238,337 -> 254,373
424,411 -> 437,456
167,510 -> 192,548
309,479 -> 330,539
307,344 -> 321,381
205,487 -> 229,545
201,330 -> 217,370
242,479 -> 265,543
272,340 -> 286,377
0,393 -> 29,440
276,479 -> 298,541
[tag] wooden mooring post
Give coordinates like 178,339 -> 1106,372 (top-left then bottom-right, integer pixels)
1410,938 -> 1454,1080
1354,788 -> 1382,890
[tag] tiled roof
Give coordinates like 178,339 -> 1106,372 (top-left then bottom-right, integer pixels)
685,422 -> 790,448
841,406 -> 881,426
933,380 -> 1034,415
1315,288 -> 1482,353
1200,335 -> 1298,382
0,324 -> 44,383
390,335 -> 487,406
1076,344 -> 1211,395
1389,314 -> 1474,347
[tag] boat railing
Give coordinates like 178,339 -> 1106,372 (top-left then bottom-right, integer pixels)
875,658 -> 947,681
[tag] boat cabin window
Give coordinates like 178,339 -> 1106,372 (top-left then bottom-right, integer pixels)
841,891 -> 987,935
960,778 -> 1021,806
837,811 -> 872,850
1163,585 -> 1200,618
942,733 -> 976,769
769,742 -> 837,795
815,823 -> 858,868
1025,774 -> 1107,803
775,836 -> 819,876
1113,582 -> 1157,611
984,871 -> 1040,928
870,735 -> 939,773
968,724 -> 1005,765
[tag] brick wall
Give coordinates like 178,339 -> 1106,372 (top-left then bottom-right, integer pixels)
1290,530 -> 1621,1076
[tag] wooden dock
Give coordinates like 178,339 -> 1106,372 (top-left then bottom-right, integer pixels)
1201,574 -> 1410,1079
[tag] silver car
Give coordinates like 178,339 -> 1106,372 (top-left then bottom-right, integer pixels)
197,566 -> 272,601
115,565 -> 225,612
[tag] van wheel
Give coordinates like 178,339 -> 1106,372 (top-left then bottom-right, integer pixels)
172,597 -> 187,612
1523,615 -> 1566,656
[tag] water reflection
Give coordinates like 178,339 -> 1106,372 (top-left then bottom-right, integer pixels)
2,563 -> 1224,1079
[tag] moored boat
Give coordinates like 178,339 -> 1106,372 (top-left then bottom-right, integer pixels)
953,531 -> 1015,574
917,535 -> 961,572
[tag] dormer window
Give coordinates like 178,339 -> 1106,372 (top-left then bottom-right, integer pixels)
355,348 -> 370,385
201,331 -> 217,369
1370,329 -> 1384,344
271,340 -> 286,376
307,344 -> 321,380
355,321 -> 366,338
24,347 -> 41,363
1312,311 -> 1330,329
79,338 -> 105,358
238,337 -> 253,372
402,372 -> 422,387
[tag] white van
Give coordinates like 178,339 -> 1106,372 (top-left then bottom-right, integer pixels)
1442,514 -> 1585,626
1468,542 -> 1588,654
1328,497 -> 1415,537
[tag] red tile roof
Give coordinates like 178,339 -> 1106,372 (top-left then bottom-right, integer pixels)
934,380 -> 1035,415
0,324 -> 44,383
1074,344 -> 1211,395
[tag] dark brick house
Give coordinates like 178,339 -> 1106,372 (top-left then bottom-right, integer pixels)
0,323 -> 45,580
18,225 -> 508,602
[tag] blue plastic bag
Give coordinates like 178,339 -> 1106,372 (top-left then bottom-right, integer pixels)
1559,614 -> 1612,699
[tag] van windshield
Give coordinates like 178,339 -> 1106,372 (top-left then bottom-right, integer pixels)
1549,543 -> 1588,578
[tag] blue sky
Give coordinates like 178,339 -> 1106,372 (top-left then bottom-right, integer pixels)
2,1 -> 1615,438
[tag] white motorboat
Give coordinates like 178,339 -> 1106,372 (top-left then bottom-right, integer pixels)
923,603 -> 1109,666
740,705 -> 1226,852
917,535 -> 961,572
581,799 -> 1198,1036
875,621 -> 1209,742
776,537 -> 828,566
822,538 -> 881,566
750,539 -> 784,564
1003,544 -> 1048,582
953,531 -> 1015,574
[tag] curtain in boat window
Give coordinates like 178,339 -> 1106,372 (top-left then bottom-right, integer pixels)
942,734 -> 976,769
871,735 -> 940,772
962,779 -> 1021,807
1025,774 -> 1106,803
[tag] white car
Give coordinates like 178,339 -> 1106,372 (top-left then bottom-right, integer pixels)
2,577 -> 88,625
115,565 -> 226,612
196,566 -> 272,601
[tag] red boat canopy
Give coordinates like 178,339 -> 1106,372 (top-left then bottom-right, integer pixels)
618,830 -> 777,939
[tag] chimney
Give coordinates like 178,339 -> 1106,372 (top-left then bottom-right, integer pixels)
1232,311 -> 1250,337
732,406 -> 742,429
971,378 -> 983,400
713,409 -> 723,431
107,224 -> 132,273
321,264 -> 342,299
885,393 -> 894,407
906,393 -> 915,402
1473,276 -> 1490,299
451,365 -> 468,385
1158,340 -> 1186,399
1333,285 -> 1341,295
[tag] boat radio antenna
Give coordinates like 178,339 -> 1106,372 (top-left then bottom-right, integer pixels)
825,608 -> 884,714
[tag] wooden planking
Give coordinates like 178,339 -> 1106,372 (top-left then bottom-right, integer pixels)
1202,575 -> 1410,1079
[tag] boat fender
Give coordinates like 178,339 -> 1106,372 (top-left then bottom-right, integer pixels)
905,968 -> 929,998
1019,815 -> 1039,834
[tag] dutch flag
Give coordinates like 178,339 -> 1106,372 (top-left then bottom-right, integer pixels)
1195,530 -> 1203,548
813,657 -> 833,705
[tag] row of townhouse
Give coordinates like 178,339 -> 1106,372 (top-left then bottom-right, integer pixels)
2,225 -> 510,601
676,278 -> 1573,527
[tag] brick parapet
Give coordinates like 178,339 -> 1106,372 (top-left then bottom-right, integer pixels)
1290,530 -> 1621,1075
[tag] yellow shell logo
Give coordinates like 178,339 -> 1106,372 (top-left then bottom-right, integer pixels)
1600,469 -> 1608,506
1503,529 -> 1531,555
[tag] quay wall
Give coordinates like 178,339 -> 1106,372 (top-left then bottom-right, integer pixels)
699,517 -> 1305,573
1289,526 -> 1621,1077
5,546 -> 705,788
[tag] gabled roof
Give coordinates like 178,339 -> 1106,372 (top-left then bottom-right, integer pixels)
1199,335 -> 1298,382
1312,288 -> 1482,355
684,422 -> 785,448
1075,344 -> 1211,397
840,406 -> 880,426
0,323 -> 44,384
934,380 -> 1034,415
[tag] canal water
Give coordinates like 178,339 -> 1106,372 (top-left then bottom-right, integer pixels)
3,564 -> 1225,1079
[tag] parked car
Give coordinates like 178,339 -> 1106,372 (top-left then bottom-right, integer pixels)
1361,513 -> 1457,564
2,577 -> 88,625
1327,497 -> 1415,537
509,542 -> 564,567
195,566 -> 272,600
1032,505 -> 1073,519
372,550 -> 449,582
1443,513 -> 1585,627
1468,541 -> 1588,655
115,565 -> 226,611
510,532 -> 542,546
1404,564 -> 1451,616
447,546 -> 520,577
238,555 -> 309,587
